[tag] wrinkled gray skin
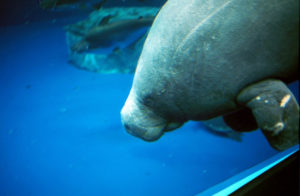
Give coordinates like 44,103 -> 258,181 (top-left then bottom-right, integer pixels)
121,0 -> 299,143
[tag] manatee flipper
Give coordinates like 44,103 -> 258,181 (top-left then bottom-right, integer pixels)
237,79 -> 299,151
223,108 -> 258,132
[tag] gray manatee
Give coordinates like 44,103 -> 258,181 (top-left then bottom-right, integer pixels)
71,17 -> 154,53
121,0 -> 299,151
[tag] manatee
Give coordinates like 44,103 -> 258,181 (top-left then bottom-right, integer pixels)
202,117 -> 243,142
121,0 -> 299,151
39,0 -> 79,10
71,17 -> 154,53
39,0 -> 107,11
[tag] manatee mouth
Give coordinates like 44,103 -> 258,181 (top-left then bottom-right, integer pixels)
122,121 -> 166,141
122,120 -> 184,141
121,111 -> 184,141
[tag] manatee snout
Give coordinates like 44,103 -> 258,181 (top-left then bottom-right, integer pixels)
121,95 -> 184,141
121,96 -> 165,141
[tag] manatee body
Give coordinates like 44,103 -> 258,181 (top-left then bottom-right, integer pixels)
121,0 -> 299,150
71,17 -> 154,52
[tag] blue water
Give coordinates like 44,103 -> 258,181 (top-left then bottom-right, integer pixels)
0,2 -> 298,196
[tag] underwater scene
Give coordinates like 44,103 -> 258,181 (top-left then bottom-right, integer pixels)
0,0 -> 299,195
